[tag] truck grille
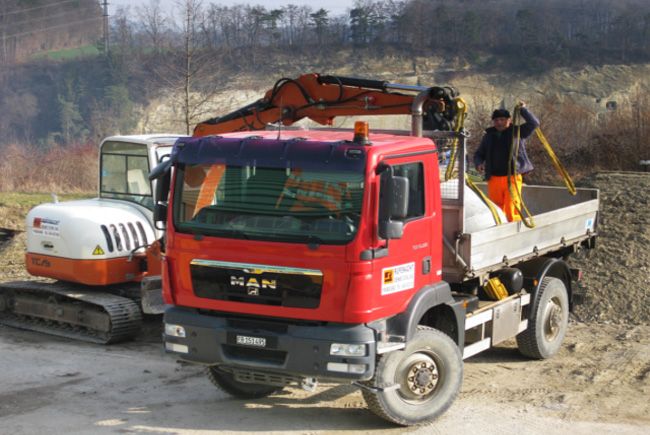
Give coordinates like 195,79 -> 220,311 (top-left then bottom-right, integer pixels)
227,367 -> 303,387
190,259 -> 322,308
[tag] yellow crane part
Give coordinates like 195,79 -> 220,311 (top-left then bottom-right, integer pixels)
465,175 -> 503,226
444,97 -> 468,182
534,128 -> 577,195
509,104 -> 577,228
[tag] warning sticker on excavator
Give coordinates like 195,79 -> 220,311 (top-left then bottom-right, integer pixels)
381,262 -> 415,295
92,245 -> 105,256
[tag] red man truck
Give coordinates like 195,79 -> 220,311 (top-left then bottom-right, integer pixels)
153,74 -> 598,425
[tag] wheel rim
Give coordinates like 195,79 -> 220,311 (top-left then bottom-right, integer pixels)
396,351 -> 441,403
542,296 -> 564,342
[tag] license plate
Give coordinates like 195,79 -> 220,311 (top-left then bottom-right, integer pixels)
236,335 -> 267,347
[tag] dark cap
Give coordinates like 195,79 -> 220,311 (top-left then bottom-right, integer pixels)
492,109 -> 511,119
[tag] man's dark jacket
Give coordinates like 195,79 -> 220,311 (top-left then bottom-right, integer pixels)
473,107 -> 540,180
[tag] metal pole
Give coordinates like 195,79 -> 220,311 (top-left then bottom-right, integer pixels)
410,89 -> 430,137
102,0 -> 109,53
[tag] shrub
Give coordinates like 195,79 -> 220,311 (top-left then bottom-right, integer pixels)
0,143 -> 97,193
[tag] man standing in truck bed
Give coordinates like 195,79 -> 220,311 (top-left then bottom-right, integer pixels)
474,103 -> 540,222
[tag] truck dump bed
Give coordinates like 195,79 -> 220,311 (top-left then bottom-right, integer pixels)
432,132 -> 599,283
442,184 -> 599,282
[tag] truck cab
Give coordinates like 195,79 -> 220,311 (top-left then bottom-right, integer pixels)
158,86 -> 598,426
163,129 -> 447,320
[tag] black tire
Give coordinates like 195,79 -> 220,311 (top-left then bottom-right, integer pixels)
206,366 -> 283,399
517,276 -> 569,359
362,327 -> 463,426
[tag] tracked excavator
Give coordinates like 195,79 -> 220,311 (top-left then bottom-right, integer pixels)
0,73 -> 462,344
0,135 -> 181,343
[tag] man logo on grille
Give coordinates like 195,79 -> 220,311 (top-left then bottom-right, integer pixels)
231,276 -> 277,296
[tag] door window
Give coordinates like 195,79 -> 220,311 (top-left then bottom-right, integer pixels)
392,162 -> 425,219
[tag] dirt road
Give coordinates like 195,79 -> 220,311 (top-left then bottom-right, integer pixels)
1,320 -> 648,434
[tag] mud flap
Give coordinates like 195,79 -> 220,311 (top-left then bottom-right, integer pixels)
569,268 -> 585,308
141,276 -> 165,314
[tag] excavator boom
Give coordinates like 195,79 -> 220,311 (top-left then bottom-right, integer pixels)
193,73 -> 460,137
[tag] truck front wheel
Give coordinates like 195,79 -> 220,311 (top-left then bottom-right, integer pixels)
206,366 -> 283,399
362,327 -> 463,426
517,276 -> 569,359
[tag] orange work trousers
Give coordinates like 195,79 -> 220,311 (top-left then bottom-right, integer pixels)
487,174 -> 523,222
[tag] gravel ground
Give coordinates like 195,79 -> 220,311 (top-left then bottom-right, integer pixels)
0,322 -> 648,434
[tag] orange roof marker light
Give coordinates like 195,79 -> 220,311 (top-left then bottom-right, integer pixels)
353,121 -> 371,145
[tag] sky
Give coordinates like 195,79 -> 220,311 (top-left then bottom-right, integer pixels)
110,0 -> 353,16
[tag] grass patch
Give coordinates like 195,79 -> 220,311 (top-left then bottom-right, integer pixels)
0,192 -> 94,230
32,45 -> 100,61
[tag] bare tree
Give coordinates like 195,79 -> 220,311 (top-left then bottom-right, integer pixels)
152,0 -> 224,134
281,4 -> 298,46
181,0 -> 199,134
138,0 -> 168,54
309,8 -> 329,46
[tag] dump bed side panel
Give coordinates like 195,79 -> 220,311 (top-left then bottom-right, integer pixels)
442,185 -> 599,282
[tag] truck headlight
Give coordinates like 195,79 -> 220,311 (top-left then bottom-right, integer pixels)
165,323 -> 186,338
330,343 -> 367,356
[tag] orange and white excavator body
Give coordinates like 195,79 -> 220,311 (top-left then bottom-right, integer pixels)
24,135 -> 180,305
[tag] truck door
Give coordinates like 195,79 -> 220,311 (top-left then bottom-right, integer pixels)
371,155 -> 437,313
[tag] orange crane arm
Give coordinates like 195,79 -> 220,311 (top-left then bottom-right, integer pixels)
193,73 -> 458,137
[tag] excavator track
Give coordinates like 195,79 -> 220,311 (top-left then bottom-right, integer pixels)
0,281 -> 142,344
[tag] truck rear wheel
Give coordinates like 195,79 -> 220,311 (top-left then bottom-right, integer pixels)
517,276 -> 569,359
206,367 -> 283,399
362,327 -> 463,426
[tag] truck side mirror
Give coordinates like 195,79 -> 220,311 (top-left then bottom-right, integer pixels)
153,203 -> 168,223
150,159 -> 172,224
379,219 -> 404,240
378,170 -> 409,240
388,176 -> 409,219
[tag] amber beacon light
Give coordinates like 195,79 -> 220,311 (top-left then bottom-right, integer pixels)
353,121 -> 370,145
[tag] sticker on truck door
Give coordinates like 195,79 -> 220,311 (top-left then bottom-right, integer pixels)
381,262 -> 415,295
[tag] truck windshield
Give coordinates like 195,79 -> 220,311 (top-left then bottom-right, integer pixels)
100,141 -> 153,209
174,163 -> 365,244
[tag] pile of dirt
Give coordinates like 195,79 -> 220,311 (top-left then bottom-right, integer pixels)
572,171 -> 650,324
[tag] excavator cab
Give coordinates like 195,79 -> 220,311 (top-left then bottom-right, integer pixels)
100,140 -> 155,209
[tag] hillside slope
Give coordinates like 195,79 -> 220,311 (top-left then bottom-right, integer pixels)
137,61 -> 650,136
